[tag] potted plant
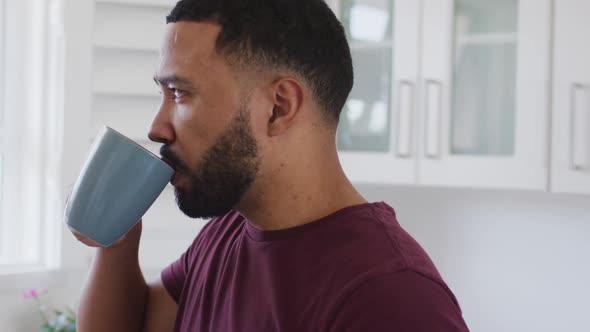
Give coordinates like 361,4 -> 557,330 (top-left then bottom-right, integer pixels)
22,288 -> 76,332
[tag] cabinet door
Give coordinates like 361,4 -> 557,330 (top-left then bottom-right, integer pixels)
552,0 -> 590,194
419,0 -> 551,190
335,0 -> 420,184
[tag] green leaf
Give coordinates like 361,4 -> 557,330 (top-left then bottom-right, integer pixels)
41,322 -> 54,331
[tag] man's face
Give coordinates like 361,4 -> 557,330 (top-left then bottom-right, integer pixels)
149,22 -> 260,219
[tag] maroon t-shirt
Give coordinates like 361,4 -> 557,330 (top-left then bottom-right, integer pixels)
162,202 -> 469,331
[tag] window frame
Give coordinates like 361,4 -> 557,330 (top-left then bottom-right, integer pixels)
0,0 -> 62,273
0,0 -> 5,126
0,0 -> 6,249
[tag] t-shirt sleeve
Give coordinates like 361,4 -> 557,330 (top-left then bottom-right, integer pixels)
329,270 -> 469,332
161,246 -> 191,304
160,220 -> 215,304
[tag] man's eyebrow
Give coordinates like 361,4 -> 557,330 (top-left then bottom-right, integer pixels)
153,74 -> 194,88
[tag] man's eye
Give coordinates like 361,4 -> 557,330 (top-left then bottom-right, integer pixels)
168,88 -> 187,99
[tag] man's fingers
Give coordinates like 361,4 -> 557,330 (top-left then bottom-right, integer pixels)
68,226 -> 102,247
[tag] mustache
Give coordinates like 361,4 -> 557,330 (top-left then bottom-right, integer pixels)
160,145 -> 189,173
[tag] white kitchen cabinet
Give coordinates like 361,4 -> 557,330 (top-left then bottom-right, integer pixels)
551,0 -> 590,194
335,0 -> 420,184
418,0 -> 551,190
334,0 -> 552,191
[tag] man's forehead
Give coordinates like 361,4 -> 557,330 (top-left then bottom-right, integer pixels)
161,21 -> 221,57
156,21 -> 225,81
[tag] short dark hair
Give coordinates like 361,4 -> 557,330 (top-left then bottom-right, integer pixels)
166,0 -> 353,124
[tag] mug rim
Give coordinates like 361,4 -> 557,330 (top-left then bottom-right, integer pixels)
104,126 -> 174,173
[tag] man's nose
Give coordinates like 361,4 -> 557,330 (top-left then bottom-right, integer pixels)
148,104 -> 175,144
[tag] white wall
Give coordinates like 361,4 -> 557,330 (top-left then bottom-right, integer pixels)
2,185 -> 589,331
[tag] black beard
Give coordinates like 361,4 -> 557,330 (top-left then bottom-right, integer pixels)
171,109 -> 259,219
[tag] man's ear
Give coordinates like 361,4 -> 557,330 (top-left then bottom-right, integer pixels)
267,78 -> 304,136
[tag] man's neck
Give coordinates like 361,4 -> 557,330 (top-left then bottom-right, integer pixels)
237,154 -> 367,231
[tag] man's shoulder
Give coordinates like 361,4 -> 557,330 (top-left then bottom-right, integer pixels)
329,270 -> 469,331
319,203 -> 469,331
327,202 -> 446,286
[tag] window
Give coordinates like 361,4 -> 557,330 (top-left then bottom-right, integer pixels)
0,0 -> 63,273
0,1 -> 5,231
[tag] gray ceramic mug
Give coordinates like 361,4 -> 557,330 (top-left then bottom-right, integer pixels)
64,126 -> 174,247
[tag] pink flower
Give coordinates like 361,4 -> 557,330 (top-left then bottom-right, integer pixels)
22,288 -> 39,299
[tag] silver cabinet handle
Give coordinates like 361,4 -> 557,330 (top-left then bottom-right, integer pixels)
396,81 -> 414,158
571,84 -> 589,170
425,80 -> 443,159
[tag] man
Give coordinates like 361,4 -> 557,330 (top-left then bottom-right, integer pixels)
72,0 -> 469,331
